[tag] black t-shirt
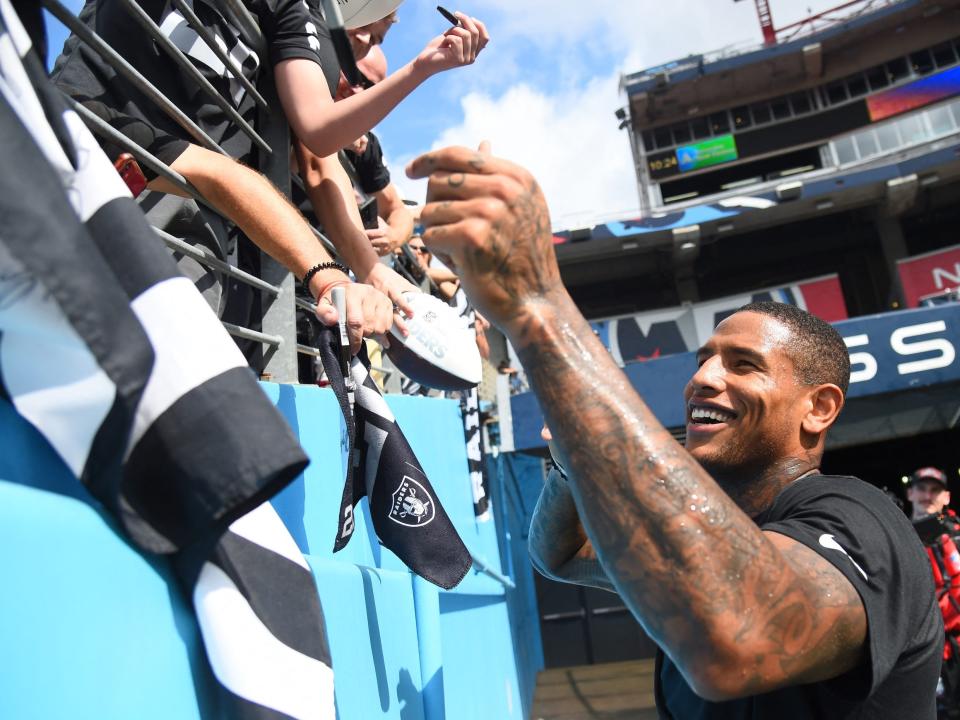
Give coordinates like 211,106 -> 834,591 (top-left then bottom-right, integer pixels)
343,130 -> 390,195
655,474 -> 942,720
52,0 -> 340,172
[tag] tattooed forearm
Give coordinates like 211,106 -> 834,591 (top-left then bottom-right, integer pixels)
513,292 -> 865,699
528,468 -> 615,591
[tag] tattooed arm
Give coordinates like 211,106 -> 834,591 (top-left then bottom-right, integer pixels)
407,146 -> 866,701
528,469 -> 615,592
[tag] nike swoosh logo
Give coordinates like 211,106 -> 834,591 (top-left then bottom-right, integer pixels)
819,533 -> 868,580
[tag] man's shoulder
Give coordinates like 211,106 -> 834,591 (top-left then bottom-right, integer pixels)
764,473 -> 925,561
255,0 -> 324,30
776,474 -> 893,508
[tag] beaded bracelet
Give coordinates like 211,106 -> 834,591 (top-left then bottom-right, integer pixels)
301,261 -> 349,295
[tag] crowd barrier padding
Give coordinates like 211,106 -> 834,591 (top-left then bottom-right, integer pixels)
0,382 -> 523,720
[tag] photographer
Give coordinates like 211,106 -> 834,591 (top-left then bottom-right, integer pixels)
910,467 -> 960,719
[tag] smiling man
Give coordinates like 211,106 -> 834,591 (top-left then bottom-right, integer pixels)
408,145 -> 942,718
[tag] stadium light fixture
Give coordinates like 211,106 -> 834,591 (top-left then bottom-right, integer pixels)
615,107 -> 630,130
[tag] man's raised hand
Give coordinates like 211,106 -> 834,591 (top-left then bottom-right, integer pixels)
405,143 -> 562,333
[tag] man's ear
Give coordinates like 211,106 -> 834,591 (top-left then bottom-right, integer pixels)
801,383 -> 845,436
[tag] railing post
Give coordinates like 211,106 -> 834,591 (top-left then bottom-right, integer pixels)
255,73 -> 298,383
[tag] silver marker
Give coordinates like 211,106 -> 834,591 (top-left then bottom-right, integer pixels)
331,286 -> 355,415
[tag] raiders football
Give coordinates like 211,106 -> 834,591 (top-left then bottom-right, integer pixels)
387,292 -> 482,391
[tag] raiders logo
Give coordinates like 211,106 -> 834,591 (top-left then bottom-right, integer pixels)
389,476 -> 435,528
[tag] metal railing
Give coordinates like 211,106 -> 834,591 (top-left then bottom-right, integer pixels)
42,0 -> 347,383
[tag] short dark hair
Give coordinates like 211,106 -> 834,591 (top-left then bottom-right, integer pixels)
735,301 -> 850,395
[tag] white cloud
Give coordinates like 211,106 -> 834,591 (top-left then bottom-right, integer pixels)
387,0 -> 863,228
473,0 -> 848,60
390,64 -> 642,229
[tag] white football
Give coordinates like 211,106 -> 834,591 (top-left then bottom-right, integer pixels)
387,292 -> 482,391
339,0 -> 405,29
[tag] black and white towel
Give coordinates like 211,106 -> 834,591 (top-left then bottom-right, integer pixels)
316,324 -> 473,590
0,2 -> 333,717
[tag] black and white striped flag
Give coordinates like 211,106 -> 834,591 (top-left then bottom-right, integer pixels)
316,325 -> 473,590
0,2 -> 333,716
188,502 -> 335,718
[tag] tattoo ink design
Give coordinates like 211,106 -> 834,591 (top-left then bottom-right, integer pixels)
520,301 -> 865,698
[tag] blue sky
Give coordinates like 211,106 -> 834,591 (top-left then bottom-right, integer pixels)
44,0 -> 846,227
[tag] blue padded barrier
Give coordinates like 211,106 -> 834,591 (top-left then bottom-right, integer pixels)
0,383 -> 523,720
0,481 -> 214,720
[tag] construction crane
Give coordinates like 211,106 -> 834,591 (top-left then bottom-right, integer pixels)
734,0 -> 903,46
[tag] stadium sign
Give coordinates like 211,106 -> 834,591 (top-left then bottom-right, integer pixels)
867,65 -> 960,122
676,134 -> 739,173
591,274 -> 847,365
898,244 -> 960,308
840,306 -> 959,395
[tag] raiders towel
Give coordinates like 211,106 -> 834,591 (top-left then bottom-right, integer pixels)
315,323 -> 472,590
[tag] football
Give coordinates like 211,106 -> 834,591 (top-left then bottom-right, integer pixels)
387,292 -> 483,391
339,0 -> 405,29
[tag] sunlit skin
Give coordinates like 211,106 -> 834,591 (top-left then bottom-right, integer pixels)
908,479 -> 951,521
335,45 -> 388,102
685,312 -> 822,502
348,14 -> 398,61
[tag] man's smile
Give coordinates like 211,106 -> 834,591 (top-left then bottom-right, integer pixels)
687,401 -> 738,433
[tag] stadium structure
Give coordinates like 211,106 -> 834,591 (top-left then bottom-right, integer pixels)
499,0 -> 960,715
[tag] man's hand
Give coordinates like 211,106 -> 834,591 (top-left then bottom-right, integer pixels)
362,262 -> 419,330
413,13 -> 490,77
365,216 -> 396,256
406,143 -> 562,331
314,281 -> 394,355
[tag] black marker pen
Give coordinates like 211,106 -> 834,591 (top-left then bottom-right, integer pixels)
437,5 -> 460,26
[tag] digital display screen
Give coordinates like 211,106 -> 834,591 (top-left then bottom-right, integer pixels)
647,152 -> 679,176
647,134 -> 739,179
867,65 -> 960,122
676,134 -> 738,172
